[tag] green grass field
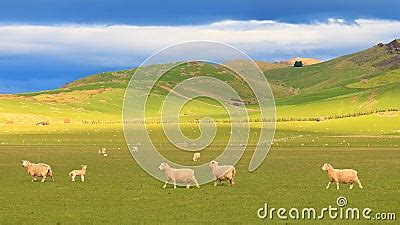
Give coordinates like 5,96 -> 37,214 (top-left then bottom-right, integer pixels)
0,122 -> 399,224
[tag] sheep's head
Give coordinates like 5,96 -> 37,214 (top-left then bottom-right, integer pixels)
22,160 -> 29,167
158,163 -> 169,171
209,160 -> 219,168
81,165 -> 88,170
322,163 -> 332,171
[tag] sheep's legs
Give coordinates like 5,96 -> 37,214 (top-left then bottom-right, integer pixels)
31,176 -> 37,182
194,179 -> 200,188
71,175 -> 76,182
50,175 -> 54,182
41,175 -> 46,182
173,181 -> 177,189
356,180 -> 363,189
213,180 -> 218,187
350,183 -> 354,189
188,179 -> 200,189
325,181 -> 331,189
81,175 -> 85,182
162,181 -> 168,189
336,182 -> 340,190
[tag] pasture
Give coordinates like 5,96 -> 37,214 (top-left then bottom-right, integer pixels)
0,122 -> 399,224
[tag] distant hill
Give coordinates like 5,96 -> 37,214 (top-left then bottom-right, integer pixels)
254,61 -> 289,70
265,39 -> 400,117
1,39 -> 399,124
266,39 -> 400,92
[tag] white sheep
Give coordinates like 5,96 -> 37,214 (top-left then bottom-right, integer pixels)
322,163 -> 363,190
99,148 -> 107,155
192,152 -> 201,162
209,160 -> 236,186
129,145 -> 138,153
158,163 -> 200,189
21,160 -> 54,182
69,165 -> 87,182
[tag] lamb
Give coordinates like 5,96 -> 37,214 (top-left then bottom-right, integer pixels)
129,145 -> 138,153
209,160 -> 236,186
192,152 -> 200,162
21,160 -> 54,182
322,163 -> 363,190
99,148 -> 107,154
158,163 -> 200,189
69,165 -> 87,182
99,148 -> 108,157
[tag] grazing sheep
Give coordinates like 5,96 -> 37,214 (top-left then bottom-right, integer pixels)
192,153 -> 201,162
69,165 -> 87,182
209,160 -> 236,186
21,160 -> 54,182
99,148 -> 108,156
129,145 -> 138,153
99,148 -> 107,155
322,163 -> 363,190
158,163 -> 200,189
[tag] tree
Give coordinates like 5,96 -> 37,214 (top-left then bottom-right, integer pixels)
293,60 -> 303,67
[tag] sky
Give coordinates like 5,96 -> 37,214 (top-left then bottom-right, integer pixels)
1,0 -> 400,93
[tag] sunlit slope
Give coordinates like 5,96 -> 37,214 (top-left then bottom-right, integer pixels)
0,40 -> 399,124
270,39 -> 400,117
0,89 -> 125,124
267,39 -> 400,93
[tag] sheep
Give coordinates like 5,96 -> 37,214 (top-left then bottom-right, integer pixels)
69,165 -> 87,182
99,148 -> 107,155
130,146 -> 139,152
21,160 -> 54,182
322,163 -> 363,190
99,148 -> 108,156
192,152 -> 201,162
158,163 -> 200,189
209,160 -> 236,186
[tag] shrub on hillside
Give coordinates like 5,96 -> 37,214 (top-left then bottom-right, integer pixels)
293,61 -> 303,67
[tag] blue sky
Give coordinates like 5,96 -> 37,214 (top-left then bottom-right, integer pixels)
1,0 -> 400,93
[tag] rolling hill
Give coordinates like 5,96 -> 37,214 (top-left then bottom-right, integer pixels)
0,39 -> 399,124
268,39 -> 400,116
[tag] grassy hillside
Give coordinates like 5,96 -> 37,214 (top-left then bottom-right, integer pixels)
0,39 -> 399,124
268,39 -> 400,117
